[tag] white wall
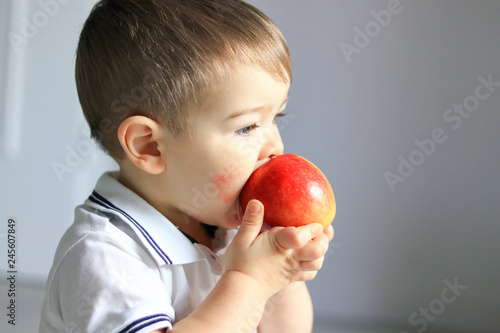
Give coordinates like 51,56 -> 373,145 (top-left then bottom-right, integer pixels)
1,1 -> 499,332
0,0 -> 114,286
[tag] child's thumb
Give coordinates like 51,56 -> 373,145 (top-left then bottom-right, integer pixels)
235,200 -> 264,247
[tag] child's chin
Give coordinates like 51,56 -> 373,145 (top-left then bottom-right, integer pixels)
224,203 -> 243,229
213,200 -> 243,229
236,200 -> 244,224
226,213 -> 242,229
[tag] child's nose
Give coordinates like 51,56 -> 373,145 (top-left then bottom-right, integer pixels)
257,126 -> 284,161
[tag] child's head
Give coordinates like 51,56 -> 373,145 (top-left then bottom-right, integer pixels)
76,0 -> 293,230
75,0 -> 292,160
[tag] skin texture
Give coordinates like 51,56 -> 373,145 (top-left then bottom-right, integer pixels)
116,65 -> 335,333
212,169 -> 237,203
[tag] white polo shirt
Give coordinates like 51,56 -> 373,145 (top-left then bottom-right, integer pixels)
40,172 -> 236,333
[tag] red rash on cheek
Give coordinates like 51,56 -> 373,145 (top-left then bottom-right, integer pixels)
212,171 -> 236,203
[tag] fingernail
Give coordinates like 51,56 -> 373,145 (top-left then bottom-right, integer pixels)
249,201 -> 261,214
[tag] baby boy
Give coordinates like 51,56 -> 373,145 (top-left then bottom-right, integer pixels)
40,0 -> 334,332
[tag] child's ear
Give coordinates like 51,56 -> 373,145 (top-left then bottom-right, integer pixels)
117,116 -> 166,175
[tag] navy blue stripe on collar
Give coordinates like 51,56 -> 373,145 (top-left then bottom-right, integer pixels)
180,230 -> 198,244
89,191 -> 173,265
119,313 -> 172,333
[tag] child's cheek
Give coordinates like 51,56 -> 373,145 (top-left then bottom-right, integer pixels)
211,170 -> 237,203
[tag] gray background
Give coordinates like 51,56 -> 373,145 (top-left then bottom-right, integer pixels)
1,0 -> 499,332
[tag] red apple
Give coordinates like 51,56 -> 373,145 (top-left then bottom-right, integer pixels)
240,154 -> 336,229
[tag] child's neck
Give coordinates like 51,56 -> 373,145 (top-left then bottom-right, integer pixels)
181,221 -> 215,250
117,169 -> 216,250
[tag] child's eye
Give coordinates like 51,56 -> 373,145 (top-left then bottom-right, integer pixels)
236,124 -> 259,136
273,112 -> 288,124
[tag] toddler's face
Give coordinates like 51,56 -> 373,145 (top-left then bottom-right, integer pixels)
162,65 -> 290,229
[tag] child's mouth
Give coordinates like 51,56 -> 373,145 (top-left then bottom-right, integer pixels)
252,154 -> 277,172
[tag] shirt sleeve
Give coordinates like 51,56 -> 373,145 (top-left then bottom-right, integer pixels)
45,231 -> 175,333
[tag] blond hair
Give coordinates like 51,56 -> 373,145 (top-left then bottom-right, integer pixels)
75,0 -> 292,159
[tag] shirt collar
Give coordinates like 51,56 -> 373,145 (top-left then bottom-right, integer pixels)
86,171 -> 206,266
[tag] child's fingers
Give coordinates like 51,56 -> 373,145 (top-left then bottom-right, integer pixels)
324,225 -> 334,241
294,233 -> 330,261
295,270 -> 318,282
299,256 -> 325,272
232,200 -> 264,247
274,223 -> 323,250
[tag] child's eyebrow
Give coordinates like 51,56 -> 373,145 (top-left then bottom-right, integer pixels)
226,96 -> 289,121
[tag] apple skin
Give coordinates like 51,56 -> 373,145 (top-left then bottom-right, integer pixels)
240,154 -> 336,229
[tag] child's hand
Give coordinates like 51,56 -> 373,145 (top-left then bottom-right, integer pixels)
225,199 -> 331,298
